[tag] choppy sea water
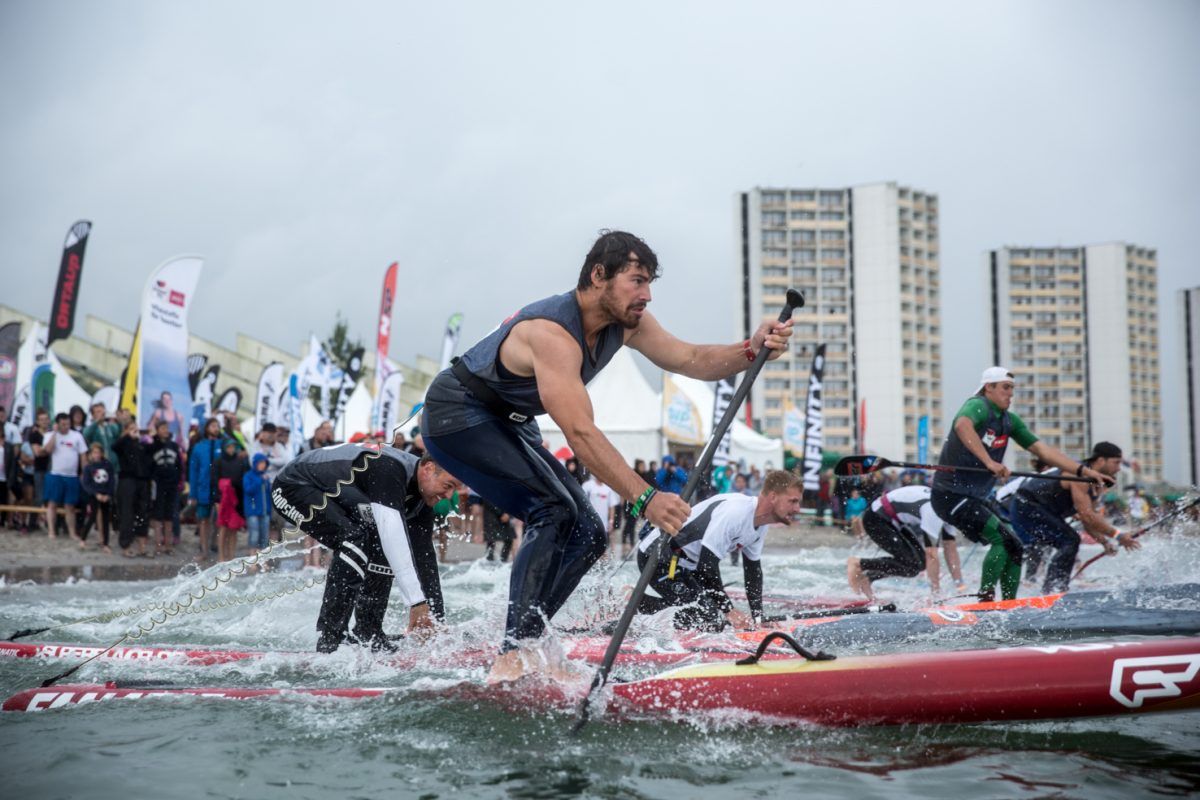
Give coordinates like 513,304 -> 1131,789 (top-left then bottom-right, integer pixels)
1,522 -> 1198,799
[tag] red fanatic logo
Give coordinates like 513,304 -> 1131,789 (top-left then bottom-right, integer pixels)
980,429 -> 1008,450
54,254 -> 81,329
169,290 -> 185,307
1110,654 -> 1200,708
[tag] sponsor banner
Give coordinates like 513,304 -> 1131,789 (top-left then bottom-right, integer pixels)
10,384 -> 32,431
187,353 -> 209,396
0,321 -> 20,413
192,365 -> 220,428
255,362 -> 284,433
137,255 -> 203,444
917,414 -> 929,464
332,347 -> 364,428
378,371 -> 405,439
46,221 -> 92,348
783,401 -> 805,454
216,387 -> 241,415
857,398 -> 867,455
33,364 -> 55,418
440,312 -> 464,371
662,378 -> 705,446
801,344 -> 826,493
285,373 -> 303,457
710,375 -> 736,468
373,262 -> 398,427
119,324 -> 140,415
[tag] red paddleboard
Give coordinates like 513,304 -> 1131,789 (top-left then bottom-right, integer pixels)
8,638 -> 1200,726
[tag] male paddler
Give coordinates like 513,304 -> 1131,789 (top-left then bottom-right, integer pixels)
421,230 -> 793,681
1010,441 -> 1139,594
929,367 -> 1111,601
636,470 -> 803,630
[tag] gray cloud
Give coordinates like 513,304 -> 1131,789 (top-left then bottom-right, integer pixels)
2,0 -> 1197,479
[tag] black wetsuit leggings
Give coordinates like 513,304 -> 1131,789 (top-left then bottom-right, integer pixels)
424,419 -> 608,649
1011,496 -> 1081,594
858,508 -> 926,581
274,477 -> 391,649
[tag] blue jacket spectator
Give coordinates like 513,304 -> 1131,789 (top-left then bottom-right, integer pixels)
242,453 -> 272,518
188,429 -> 225,507
655,455 -> 688,494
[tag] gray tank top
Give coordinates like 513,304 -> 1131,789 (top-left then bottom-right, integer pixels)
423,291 -> 625,437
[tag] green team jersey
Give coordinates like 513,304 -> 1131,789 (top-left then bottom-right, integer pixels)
932,396 -> 1038,498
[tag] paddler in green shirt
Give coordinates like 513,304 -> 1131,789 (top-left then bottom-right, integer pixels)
929,367 -> 1111,601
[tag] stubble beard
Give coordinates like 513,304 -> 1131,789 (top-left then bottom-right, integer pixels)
600,286 -> 642,330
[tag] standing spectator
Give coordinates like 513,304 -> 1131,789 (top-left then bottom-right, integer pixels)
83,402 -> 121,473
42,412 -> 87,543
114,420 -> 152,557
148,420 -> 183,555
564,456 -> 586,485
404,426 -> 425,457
222,412 -> 249,453
0,405 -> 19,528
17,430 -> 37,532
582,472 -> 621,549
252,422 -> 289,482
68,405 -> 87,433
302,420 -> 335,453
844,487 -> 868,537
655,455 -> 688,494
215,438 -> 248,563
242,453 -> 272,562
747,465 -> 764,493
80,442 -> 115,554
732,473 -> 751,495
28,409 -> 51,531
482,498 -> 516,562
148,391 -> 188,445
188,418 -> 224,561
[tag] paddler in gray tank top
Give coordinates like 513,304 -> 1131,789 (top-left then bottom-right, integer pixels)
422,230 -> 794,682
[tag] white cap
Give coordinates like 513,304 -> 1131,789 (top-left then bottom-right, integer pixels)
979,366 -> 1014,388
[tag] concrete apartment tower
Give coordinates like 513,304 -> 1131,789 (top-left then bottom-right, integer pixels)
735,182 -> 943,461
987,243 -> 1163,480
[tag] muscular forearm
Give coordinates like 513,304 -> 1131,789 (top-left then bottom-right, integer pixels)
1028,442 -> 1080,474
563,423 -> 651,502
675,342 -> 753,381
954,418 -> 993,465
1078,508 -> 1117,540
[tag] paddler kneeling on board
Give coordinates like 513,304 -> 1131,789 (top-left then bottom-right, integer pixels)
271,443 -> 464,652
846,484 -> 950,601
635,470 -> 803,631
1009,441 -> 1138,594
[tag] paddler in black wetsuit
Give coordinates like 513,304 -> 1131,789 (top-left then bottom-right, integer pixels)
635,470 -> 803,631
271,444 -> 463,652
420,230 -> 793,682
929,367 -> 1111,601
1010,441 -> 1139,593
846,484 -> 950,600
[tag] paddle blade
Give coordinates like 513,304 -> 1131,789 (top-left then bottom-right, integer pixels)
833,455 -> 891,477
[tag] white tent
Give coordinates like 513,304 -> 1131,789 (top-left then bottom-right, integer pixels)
537,347 -> 663,462
667,374 -> 784,470
536,348 -> 783,470
15,323 -> 91,418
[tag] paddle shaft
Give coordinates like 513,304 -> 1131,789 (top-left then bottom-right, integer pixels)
573,290 -> 803,732
861,458 -> 1100,484
1072,496 -> 1200,579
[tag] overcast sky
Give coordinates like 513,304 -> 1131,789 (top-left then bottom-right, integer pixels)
2,1 -> 1197,481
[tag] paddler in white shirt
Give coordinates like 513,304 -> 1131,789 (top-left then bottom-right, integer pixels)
636,470 -> 803,631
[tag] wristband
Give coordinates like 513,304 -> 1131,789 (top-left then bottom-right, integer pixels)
631,486 -> 657,518
742,338 -> 755,362
1076,464 -> 1085,476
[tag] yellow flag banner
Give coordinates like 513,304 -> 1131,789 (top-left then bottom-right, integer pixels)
662,377 -> 705,446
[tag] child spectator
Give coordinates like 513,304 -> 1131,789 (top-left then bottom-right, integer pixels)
243,453 -> 272,561
80,442 -> 115,554
148,420 -> 183,555
844,487 -> 868,538
215,438 -> 247,562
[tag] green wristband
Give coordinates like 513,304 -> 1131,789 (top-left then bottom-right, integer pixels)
631,487 -> 657,518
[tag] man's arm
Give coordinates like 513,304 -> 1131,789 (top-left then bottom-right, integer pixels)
533,322 -> 690,534
625,311 -> 792,380
1027,440 -> 1110,485
952,414 -> 1009,478
742,556 -> 764,621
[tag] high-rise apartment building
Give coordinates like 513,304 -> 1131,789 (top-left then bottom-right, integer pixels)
736,182 -> 942,460
987,243 -> 1162,479
1179,286 -> 1200,486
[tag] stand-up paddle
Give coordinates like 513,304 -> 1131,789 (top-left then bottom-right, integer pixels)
573,288 -> 805,733
1072,495 -> 1200,580
834,454 -> 1103,484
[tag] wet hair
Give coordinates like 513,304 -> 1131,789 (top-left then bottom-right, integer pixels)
762,469 -> 802,495
418,453 -> 444,473
576,230 -> 661,291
